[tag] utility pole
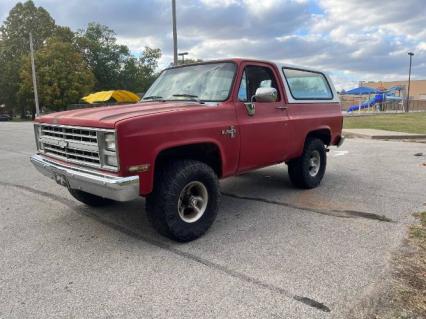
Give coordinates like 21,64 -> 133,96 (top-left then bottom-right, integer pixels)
29,32 -> 40,117
406,52 -> 414,113
172,0 -> 178,66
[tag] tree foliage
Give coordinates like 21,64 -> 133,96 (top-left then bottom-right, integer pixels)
0,0 -> 55,54
0,2 -> 162,117
19,38 -> 95,114
76,23 -> 130,91
0,0 -> 56,115
119,47 -> 162,93
76,23 -> 161,93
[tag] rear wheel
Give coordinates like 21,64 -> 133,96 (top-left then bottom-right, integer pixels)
68,189 -> 115,207
288,138 -> 327,189
146,160 -> 219,242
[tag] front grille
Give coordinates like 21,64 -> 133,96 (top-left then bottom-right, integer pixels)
42,125 -> 98,143
38,124 -> 102,169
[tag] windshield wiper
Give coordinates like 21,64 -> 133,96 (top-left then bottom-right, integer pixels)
142,95 -> 164,101
172,94 -> 198,98
172,94 -> 204,103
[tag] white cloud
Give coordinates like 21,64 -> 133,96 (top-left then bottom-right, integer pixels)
1,0 -> 425,86
200,0 -> 239,7
314,0 -> 426,41
244,0 -> 287,12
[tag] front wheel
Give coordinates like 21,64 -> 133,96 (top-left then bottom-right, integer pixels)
288,138 -> 327,189
146,160 -> 220,242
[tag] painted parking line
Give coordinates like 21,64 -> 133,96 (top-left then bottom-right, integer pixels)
331,150 -> 349,157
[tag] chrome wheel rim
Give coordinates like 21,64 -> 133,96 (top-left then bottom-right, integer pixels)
308,150 -> 321,177
177,181 -> 208,223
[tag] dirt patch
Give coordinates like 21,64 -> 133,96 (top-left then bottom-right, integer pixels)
365,212 -> 426,318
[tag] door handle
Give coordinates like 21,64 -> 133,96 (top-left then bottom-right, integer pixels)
275,106 -> 288,110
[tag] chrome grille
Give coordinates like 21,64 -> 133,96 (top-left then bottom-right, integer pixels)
42,125 -> 98,143
38,124 -> 102,169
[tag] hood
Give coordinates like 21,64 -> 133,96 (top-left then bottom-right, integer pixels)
36,101 -> 207,128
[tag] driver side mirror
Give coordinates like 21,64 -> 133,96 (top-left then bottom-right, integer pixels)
244,87 -> 278,116
253,87 -> 278,102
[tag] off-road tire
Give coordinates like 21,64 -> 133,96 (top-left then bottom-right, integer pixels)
68,188 -> 115,207
146,160 -> 220,242
288,138 -> 327,189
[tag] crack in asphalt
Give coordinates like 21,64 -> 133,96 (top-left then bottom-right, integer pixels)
222,192 -> 394,222
0,181 -> 331,313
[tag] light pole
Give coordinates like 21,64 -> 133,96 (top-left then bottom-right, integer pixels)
178,52 -> 188,65
172,0 -> 178,66
406,52 -> 414,112
29,32 -> 40,117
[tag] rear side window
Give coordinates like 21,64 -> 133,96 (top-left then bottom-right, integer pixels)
282,68 -> 333,100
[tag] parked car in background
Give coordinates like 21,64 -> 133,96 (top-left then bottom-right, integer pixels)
0,114 -> 11,121
31,58 -> 344,242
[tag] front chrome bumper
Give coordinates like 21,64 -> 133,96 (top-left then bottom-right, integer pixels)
30,154 -> 140,202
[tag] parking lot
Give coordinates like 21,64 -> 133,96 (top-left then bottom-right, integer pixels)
0,122 -> 425,318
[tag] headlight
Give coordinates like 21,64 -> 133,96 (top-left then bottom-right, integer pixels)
99,131 -> 119,169
104,133 -> 116,151
105,154 -> 118,167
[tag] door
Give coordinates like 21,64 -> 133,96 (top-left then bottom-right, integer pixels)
235,62 -> 291,172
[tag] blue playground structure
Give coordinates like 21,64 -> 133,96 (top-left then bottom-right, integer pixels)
347,93 -> 384,112
343,86 -> 404,113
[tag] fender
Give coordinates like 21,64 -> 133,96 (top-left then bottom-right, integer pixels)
139,137 -> 226,195
294,125 -> 332,158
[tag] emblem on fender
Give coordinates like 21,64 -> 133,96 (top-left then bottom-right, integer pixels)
221,126 -> 237,138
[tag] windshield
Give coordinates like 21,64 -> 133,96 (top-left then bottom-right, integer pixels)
143,62 -> 236,102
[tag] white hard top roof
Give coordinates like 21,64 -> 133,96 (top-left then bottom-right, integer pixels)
273,62 -> 328,75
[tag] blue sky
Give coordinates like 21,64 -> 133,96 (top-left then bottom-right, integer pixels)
1,0 -> 425,90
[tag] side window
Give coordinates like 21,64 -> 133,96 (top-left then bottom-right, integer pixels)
238,65 -> 280,102
238,71 -> 248,101
282,68 -> 333,100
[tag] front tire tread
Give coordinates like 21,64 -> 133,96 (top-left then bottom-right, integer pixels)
146,160 -> 219,242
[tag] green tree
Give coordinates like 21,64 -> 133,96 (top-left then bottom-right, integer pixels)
0,40 -> 5,107
19,38 -> 95,114
77,23 -> 161,93
0,1 -> 56,116
76,23 -> 130,90
1,4 -> 162,115
52,26 -> 75,43
119,47 -> 162,93
138,47 -> 162,88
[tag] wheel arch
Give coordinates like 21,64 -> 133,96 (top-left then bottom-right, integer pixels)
140,141 -> 224,196
154,142 -> 224,177
305,127 -> 332,146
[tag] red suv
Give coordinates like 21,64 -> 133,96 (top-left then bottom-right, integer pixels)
31,59 -> 344,241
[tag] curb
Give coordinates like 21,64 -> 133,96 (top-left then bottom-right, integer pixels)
342,130 -> 426,140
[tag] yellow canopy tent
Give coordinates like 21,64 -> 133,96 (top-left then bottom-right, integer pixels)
82,90 -> 140,104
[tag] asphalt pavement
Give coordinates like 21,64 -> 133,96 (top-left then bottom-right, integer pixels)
0,122 -> 425,318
